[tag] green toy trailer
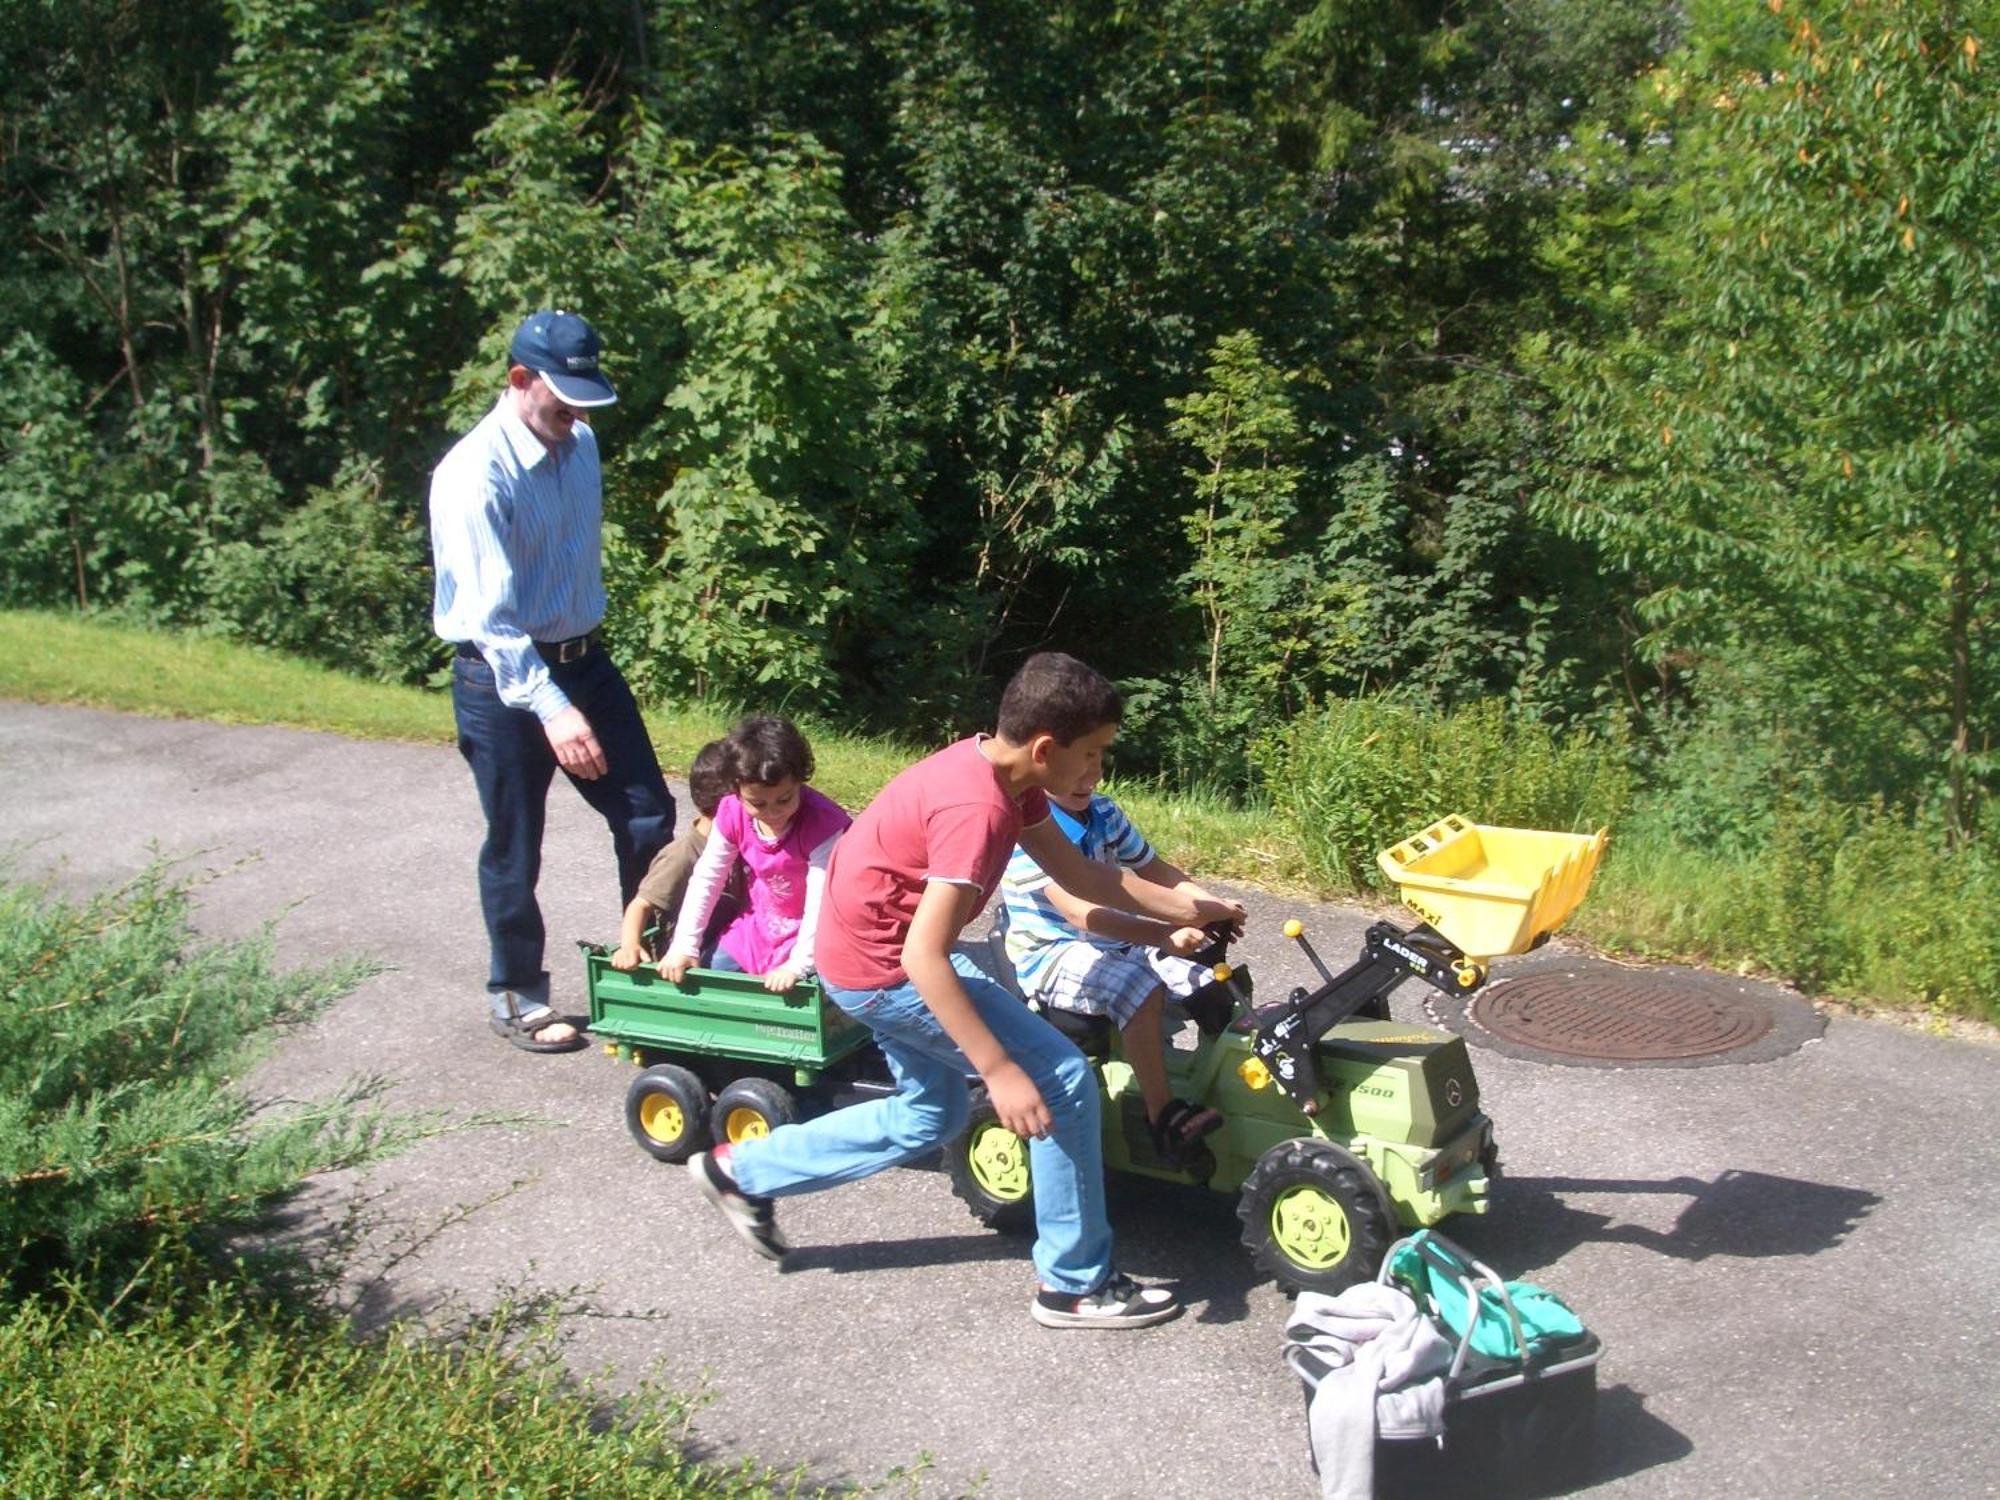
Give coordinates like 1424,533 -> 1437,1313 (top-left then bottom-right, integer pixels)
581,947 -> 885,1162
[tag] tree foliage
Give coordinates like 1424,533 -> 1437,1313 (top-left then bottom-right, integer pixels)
3,0 -> 1988,851
1540,0 -> 1999,839
0,866 -> 421,1304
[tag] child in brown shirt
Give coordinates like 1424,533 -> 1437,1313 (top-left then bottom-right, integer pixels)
610,740 -> 741,969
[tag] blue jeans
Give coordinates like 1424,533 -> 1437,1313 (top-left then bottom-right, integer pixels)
452,645 -> 673,1013
729,952 -> 1113,1294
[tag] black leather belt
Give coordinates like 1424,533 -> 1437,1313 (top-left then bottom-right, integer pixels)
456,630 -> 600,665
538,630 -> 600,664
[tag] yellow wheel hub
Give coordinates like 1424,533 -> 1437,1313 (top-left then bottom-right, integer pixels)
967,1122 -> 1030,1201
725,1107 -> 771,1142
1270,1183 -> 1352,1270
638,1093 -> 686,1145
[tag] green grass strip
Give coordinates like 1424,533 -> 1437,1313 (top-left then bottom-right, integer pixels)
0,610 -> 1290,888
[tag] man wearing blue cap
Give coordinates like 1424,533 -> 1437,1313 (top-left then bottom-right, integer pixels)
430,310 -> 674,1052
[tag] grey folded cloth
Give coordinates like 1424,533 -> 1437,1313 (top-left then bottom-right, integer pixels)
1283,1280 -> 1452,1500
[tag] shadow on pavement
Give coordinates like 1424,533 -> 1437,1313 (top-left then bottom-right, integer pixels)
778,1230 -> 1031,1276
1591,1384 -> 1695,1490
1468,1168 -> 1880,1268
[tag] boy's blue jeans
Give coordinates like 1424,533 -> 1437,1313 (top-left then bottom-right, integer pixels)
729,952 -> 1114,1296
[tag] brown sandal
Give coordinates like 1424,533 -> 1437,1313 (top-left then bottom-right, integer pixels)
490,993 -> 585,1053
1148,1097 -> 1223,1166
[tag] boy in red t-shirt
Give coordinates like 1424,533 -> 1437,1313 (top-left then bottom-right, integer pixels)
689,653 -> 1245,1328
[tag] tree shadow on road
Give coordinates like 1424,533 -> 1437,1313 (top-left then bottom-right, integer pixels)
1457,1167 -> 1880,1272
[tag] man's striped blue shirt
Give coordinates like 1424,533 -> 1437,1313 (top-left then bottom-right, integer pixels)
429,396 -> 606,721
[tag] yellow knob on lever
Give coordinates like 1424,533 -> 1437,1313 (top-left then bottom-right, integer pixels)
1283,919 -> 1303,940
1212,961 -> 1232,983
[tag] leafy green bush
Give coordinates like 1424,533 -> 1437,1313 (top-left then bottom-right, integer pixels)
0,867 -> 817,1496
1253,697 -> 1634,891
0,1290 -> 792,1499
0,866 -> 418,1303
202,458 -> 440,683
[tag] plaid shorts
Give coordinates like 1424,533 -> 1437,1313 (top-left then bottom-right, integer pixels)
1028,939 -> 1213,1028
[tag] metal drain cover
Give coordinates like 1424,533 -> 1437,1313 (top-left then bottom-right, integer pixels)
1469,973 -> 1776,1061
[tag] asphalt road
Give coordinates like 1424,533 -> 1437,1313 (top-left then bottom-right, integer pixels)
4,701 -> 1997,1499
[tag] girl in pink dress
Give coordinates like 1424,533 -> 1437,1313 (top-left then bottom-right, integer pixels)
661,716 -> 851,992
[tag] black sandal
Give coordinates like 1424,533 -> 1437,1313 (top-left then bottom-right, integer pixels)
1148,1097 -> 1223,1166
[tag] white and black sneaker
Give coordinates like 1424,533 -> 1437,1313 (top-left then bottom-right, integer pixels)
689,1147 -> 788,1263
1032,1273 -> 1182,1329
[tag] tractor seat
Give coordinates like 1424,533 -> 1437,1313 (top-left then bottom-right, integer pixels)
983,922 -> 1115,1058
1034,1002 -> 1114,1059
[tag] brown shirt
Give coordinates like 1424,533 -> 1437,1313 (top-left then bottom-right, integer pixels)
637,822 -> 743,946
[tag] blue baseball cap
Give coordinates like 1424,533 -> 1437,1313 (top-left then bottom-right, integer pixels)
508,309 -> 617,407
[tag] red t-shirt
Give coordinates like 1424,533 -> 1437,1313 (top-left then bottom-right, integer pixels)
815,736 -> 1050,992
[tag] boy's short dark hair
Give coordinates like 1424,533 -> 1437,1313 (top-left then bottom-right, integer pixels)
727,714 -> 815,787
687,739 -> 734,819
996,652 -> 1122,746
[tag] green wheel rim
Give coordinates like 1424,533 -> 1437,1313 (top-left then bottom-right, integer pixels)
638,1093 -> 686,1146
966,1122 -> 1030,1202
1269,1183 -> 1352,1270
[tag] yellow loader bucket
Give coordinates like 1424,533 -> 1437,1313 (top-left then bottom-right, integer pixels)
1376,814 -> 1608,959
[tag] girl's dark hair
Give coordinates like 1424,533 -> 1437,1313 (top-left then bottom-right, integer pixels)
686,740 -> 735,818
726,714 -> 814,786
996,652 -> 1122,746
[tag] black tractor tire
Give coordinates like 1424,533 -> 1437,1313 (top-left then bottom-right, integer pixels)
709,1077 -> 798,1148
625,1063 -> 711,1163
1237,1137 -> 1395,1294
945,1099 -> 1035,1234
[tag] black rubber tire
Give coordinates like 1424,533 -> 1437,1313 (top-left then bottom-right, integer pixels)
1237,1136 -> 1395,1294
624,1063 -> 710,1163
708,1076 -> 798,1147
945,1099 -> 1035,1234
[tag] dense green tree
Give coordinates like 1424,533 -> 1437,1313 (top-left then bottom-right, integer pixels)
0,0 -> 1707,777
1541,0 -> 1999,840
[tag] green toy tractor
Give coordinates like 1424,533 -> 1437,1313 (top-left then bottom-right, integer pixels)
942,814 -> 1607,1293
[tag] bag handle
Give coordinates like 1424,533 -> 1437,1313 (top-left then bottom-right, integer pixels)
1379,1230 -> 1532,1379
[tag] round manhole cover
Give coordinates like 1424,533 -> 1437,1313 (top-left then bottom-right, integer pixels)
1470,973 -> 1774,1061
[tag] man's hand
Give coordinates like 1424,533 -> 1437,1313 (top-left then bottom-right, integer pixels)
1161,925 -> 1211,957
544,705 -> 607,780
659,953 -> 695,983
983,1058 -> 1052,1140
609,942 -> 647,971
762,966 -> 802,993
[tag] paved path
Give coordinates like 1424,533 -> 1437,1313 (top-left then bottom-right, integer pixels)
4,701 -> 1997,1499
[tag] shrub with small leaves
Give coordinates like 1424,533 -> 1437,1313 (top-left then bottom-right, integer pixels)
0,866 -> 418,1304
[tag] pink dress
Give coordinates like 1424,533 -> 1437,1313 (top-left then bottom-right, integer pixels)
689,785 -> 850,974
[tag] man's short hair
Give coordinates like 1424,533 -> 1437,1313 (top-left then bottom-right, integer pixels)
687,740 -> 735,819
996,652 -> 1122,746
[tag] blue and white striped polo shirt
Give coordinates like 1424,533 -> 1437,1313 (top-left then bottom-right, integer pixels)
1000,793 -> 1155,990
